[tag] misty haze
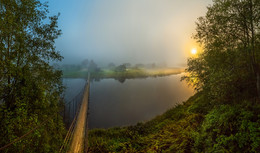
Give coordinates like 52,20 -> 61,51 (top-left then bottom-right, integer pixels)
1,0 -> 259,152
52,0 -> 210,66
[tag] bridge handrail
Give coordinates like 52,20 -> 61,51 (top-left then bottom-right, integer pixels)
0,79 -> 89,152
0,111 -> 58,151
59,81 -> 89,153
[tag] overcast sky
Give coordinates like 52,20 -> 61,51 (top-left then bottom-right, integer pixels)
41,0 -> 212,66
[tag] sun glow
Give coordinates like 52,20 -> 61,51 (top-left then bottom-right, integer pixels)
191,48 -> 197,55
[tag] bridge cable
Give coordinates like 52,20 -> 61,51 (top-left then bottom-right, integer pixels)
59,82 -> 88,153
0,82 -> 87,151
0,117 -> 50,151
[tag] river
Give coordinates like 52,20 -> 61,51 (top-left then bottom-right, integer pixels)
63,73 -> 194,129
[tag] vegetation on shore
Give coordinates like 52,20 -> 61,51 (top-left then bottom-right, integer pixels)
88,0 -> 260,152
62,67 -> 184,79
88,92 -> 260,152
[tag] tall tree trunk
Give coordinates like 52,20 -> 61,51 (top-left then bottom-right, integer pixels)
7,36 -> 10,85
249,0 -> 259,99
256,66 -> 260,100
257,73 -> 260,99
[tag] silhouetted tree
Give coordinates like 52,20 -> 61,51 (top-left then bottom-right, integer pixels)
108,62 -> 116,68
135,63 -> 145,68
81,59 -> 89,68
116,77 -> 126,83
89,60 -> 100,72
123,63 -> 131,68
115,65 -> 126,72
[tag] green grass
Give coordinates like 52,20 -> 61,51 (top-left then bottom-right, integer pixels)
88,93 -> 204,152
62,68 -> 184,79
88,92 -> 260,152
91,68 -> 149,78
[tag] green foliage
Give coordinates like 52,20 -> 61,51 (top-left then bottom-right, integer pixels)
88,94 -> 204,152
193,103 -> 260,152
62,67 -> 149,79
88,93 -> 260,152
62,67 -> 183,81
92,68 -> 149,79
183,1 -> 260,151
183,0 -> 260,101
0,0 -> 66,152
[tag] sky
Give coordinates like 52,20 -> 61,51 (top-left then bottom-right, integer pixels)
41,0 -> 212,67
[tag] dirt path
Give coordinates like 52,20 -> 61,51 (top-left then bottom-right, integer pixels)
68,82 -> 89,153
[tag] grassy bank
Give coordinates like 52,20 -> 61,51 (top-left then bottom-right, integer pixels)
62,68 -> 184,79
88,92 -> 260,152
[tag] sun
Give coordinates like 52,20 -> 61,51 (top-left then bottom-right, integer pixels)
191,48 -> 197,55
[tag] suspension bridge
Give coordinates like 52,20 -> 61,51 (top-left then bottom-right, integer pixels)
0,76 -> 91,153
60,76 -> 91,153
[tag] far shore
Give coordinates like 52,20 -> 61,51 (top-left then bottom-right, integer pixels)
62,67 -> 185,79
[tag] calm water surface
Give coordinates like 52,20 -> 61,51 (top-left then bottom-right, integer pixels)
62,78 -> 86,102
88,73 -> 194,129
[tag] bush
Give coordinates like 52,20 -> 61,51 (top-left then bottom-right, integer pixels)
193,103 -> 260,153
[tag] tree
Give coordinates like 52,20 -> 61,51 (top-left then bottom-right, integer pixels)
115,64 -> 126,72
107,62 -> 116,68
81,59 -> 89,69
0,0 -> 65,152
183,0 -> 260,101
135,63 -> 144,68
89,60 -> 100,72
123,63 -> 131,68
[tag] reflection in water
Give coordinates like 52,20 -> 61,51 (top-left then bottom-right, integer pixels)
115,77 -> 126,83
62,78 -> 86,126
63,78 -> 86,102
88,73 -> 194,129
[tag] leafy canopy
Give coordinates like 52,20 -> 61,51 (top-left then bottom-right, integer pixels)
0,0 -> 65,152
183,0 -> 260,101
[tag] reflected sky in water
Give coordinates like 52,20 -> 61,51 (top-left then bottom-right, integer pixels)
63,78 -> 86,102
88,74 -> 194,129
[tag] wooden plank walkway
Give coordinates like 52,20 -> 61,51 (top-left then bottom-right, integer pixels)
68,81 -> 90,153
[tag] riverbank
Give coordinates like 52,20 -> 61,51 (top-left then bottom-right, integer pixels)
88,92 -> 260,152
87,93 -> 202,152
62,68 -> 184,79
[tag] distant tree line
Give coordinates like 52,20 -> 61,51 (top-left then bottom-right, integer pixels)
60,59 -> 100,73
106,62 -> 166,70
59,60 -> 168,74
